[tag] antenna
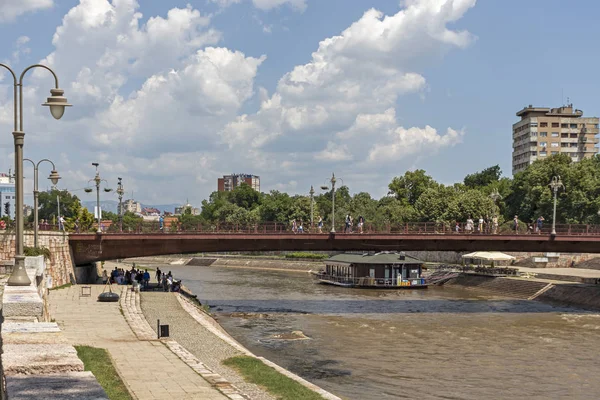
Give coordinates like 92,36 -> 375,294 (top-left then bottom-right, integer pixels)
561,88 -> 563,106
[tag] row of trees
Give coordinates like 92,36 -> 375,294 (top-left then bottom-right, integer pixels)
27,154 -> 600,232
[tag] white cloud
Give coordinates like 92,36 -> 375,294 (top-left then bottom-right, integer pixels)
314,141 -> 353,162
252,0 -> 307,12
0,0 -> 53,22
12,36 -> 32,63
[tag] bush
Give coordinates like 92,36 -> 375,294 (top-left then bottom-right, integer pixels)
24,246 -> 51,260
284,252 -> 329,260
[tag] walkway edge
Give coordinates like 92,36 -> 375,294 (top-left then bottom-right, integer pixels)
119,287 -> 248,400
176,294 -> 343,400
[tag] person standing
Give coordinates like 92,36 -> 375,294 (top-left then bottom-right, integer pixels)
345,214 -> 351,233
74,218 -> 80,233
466,217 -> 474,234
159,215 -> 164,233
492,216 -> 498,234
358,216 -> 364,233
478,216 -> 484,233
58,216 -> 65,231
513,215 -> 519,234
536,216 -> 545,234
155,267 -> 162,283
317,215 -> 323,233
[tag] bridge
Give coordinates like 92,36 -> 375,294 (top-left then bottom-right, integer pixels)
69,231 -> 600,265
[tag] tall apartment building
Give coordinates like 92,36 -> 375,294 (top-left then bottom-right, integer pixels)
118,199 -> 142,215
217,174 -> 260,192
512,104 -> 599,174
0,172 -> 15,219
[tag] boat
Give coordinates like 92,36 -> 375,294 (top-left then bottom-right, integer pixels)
312,251 -> 428,289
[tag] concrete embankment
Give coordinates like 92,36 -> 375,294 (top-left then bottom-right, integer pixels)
441,274 -> 600,311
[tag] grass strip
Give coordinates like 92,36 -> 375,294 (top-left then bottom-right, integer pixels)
223,356 -> 324,400
75,345 -> 133,400
48,283 -> 72,291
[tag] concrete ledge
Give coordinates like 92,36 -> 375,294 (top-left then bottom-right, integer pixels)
2,322 -> 68,345
2,344 -> 84,375
2,286 -> 43,318
5,372 -> 108,399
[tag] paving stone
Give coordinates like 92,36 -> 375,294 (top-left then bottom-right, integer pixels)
2,344 -> 84,375
5,371 -> 108,400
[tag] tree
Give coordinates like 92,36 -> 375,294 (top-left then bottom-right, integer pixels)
464,165 -> 502,188
229,183 -> 260,209
388,170 -> 437,206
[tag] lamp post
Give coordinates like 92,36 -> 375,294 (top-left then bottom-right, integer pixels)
86,163 -> 112,234
320,173 -> 340,233
549,176 -> 565,236
1,63 -> 71,287
116,178 -> 124,232
309,185 -> 314,229
489,189 -> 502,234
24,158 -> 60,248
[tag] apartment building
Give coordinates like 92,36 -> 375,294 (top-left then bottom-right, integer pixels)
118,198 -> 142,215
217,174 -> 260,192
512,104 -> 599,174
0,172 -> 15,219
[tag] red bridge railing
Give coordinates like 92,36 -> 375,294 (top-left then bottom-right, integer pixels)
73,221 -> 600,236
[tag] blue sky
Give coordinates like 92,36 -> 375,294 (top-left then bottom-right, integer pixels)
0,0 -> 599,206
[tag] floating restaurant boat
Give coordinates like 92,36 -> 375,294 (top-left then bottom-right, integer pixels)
312,252 -> 427,289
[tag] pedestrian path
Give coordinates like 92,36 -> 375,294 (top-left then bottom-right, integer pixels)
48,285 -> 227,400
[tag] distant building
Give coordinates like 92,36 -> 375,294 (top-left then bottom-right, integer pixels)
218,174 -> 260,192
141,207 -> 160,216
174,202 -> 199,216
0,172 -> 15,219
513,104 -> 599,174
23,205 -> 33,218
118,199 -> 142,215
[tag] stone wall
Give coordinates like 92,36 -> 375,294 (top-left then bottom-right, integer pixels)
0,231 -> 75,287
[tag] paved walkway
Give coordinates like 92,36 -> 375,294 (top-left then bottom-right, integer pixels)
48,285 -> 227,400
515,266 -> 600,279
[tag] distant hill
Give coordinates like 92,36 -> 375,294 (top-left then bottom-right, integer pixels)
82,201 -> 181,214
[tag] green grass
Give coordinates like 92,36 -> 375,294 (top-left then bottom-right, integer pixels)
223,356 -> 325,400
284,252 -> 329,260
48,283 -> 72,291
75,346 -> 133,400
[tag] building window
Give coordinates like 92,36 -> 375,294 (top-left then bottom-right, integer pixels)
540,122 -> 548,127
531,132 -> 537,137
594,124 -> 599,128
552,122 -> 559,127
570,124 -> 577,128
570,143 -> 578,147
551,151 -> 559,155
561,133 -> 568,138
540,132 -> 547,137
570,133 -> 577,138
561,143 -> 568,148
561,123 -> 568,128
540,151 -> 547,156
540,142 -> 547,147
551,142 -> 559,147
551,132 -> 559,137
530,151 -> 537,156
530,123 -> 538,127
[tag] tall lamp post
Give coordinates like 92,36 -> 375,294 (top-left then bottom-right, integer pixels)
309,185 -> 314,229
116,178 -> 124,232
320,173 -> 341,233
1,63 -> 71,287
85,163 -> 112,234
549,176 -> 565,236
24,158 -> 60,248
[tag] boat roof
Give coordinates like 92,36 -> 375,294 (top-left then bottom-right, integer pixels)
325,252 -> 422,265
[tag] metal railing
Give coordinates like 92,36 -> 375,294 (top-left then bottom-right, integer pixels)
312,273 -> 427,287
69,221 -> 600,236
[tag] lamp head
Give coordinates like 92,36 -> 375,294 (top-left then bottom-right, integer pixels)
42,88 -> 71,120
48,170 -> 61,185
320,185 -> 329,191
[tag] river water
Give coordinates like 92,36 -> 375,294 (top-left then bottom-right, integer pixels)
166,265 -> 600,400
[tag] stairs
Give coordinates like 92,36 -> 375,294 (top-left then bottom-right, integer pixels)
444,275 -> 550,299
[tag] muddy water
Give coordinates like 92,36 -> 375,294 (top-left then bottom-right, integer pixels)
167,266 -> 600,400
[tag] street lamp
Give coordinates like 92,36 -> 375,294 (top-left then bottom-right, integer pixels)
489,189 -> 502,234
309,185 -> 314,229
1,63 -> 71,287
24,158 -> 60,248
320,173 -> 342,234
549,176 -> 565,236
86,163 -> 112,234
116,177 -> 124,232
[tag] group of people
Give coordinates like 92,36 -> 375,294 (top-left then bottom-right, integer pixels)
290,214 -> 365,234
457,215 -> 545,234
103,265 -> 181,292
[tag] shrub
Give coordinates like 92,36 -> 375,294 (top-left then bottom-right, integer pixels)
24,246 -> 51,260
284,252 -> 329,260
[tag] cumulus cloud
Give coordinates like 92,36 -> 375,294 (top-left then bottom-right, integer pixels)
0,0 -> 478,205
0,0 -> 53,22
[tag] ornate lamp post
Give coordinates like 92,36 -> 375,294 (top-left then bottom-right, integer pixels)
488,189 -> 502,234
0,63 -> 71,287
549,176 -> 565,236
116,177 -> 124,232
320,173 -> 342,233
24,158 -> 60,248
309,185 -> 314,229
85,163 -> 112,234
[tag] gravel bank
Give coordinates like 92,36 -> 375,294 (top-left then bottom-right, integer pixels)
139,292 -> 276,400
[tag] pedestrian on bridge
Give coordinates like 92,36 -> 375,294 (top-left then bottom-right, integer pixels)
536,216 -> 544,234
513,215 -> 519,234
317,216 -> 323,233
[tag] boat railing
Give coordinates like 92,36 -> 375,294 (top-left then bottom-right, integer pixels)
315,273 -> 426,286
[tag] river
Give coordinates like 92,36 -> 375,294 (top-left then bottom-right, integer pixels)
166,265 -> 600,400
